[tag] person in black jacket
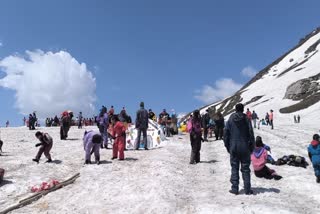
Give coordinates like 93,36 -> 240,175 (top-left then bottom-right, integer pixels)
224,103 -> 255,195
135,102 -> 149,150
201,110 -> 210,142
187,110 -> 202,164
214,112 -> 225,140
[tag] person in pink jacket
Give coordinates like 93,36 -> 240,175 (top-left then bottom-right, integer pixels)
251,136 -> 282,180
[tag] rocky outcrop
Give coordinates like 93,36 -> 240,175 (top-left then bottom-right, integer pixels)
284,73 -> 320,100
280,92 -> 320,113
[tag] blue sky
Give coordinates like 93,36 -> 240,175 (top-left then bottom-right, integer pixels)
1,0 -> 320,126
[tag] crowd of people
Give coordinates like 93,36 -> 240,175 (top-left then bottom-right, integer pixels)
185,103 -> 319,196
1,102 -> 320,198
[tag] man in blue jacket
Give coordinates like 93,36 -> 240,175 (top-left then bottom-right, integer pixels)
224,103 -> 255,195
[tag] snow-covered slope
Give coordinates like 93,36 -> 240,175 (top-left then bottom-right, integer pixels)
183,27 -> 320,124
1,123 -> 320,213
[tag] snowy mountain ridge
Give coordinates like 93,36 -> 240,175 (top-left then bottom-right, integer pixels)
184,27 -> 320,124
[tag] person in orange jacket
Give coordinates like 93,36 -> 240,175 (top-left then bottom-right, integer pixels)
111,115 -> 126,160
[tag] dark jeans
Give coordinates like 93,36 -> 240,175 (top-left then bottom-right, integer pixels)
215,127 -> 223,140
230,154 -> 251,192
35,143 -> 53,160
190,134 -> 202,163
270,120 -> 274,129
60,126 -> 70,140
254,165 -> 274,179
136,128 -> 147,149
203,128 -> 208,140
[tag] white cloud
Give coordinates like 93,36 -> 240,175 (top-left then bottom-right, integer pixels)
0,50 -> 96,118
241,66 -> 257,78
0,41 -> 3,47
194,78 -> 243,104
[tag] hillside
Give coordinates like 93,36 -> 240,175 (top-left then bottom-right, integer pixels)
182,27 -> 320,124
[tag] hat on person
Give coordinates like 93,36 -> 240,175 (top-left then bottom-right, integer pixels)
140,102 -> 144,107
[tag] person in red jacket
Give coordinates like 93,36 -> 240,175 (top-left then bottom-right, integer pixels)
246,108 -> 252,121
111,115 -> 126,160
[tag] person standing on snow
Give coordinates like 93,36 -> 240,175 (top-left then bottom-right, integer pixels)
33,131 -> 53,163
214,112 -> 225,140
83,130 -> 102,164
97,106 -> 109,149
60,112 -> 71,140
224,103 -> 255,195
308,134 -> 320,183
251,111 -> 258,128
201,109 -> 210,142
158,109 -> 170,136
78,112 -> 83,129
111,115 -> 126,160
187,109 -> 202,164
119,107 -> 130,151
246,108 -> 252,121
265,113 -> 270,126
269,110 -> 274,130
135,102 -> 149,150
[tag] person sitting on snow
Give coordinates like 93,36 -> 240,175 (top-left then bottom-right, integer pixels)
251,136 -> 282,180
83,130 -> 102,165
254,137 -> 275,164
33,131 -> 53,163
308,134 -> 320,183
